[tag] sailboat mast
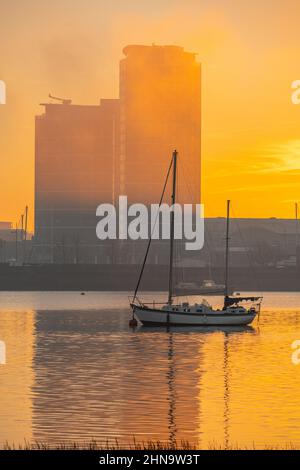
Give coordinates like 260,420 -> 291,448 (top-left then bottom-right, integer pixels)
224,200 -> 231,298
296,202 -> 299,269
168,150 -> 177,304
296,202 -> 299,246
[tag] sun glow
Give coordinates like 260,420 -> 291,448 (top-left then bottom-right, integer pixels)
1,1 -> 300,225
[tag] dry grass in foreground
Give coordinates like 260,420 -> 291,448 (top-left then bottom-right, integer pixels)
1,439 -> 300,451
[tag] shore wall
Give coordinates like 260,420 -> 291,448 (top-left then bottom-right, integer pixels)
0,264 -> 299,292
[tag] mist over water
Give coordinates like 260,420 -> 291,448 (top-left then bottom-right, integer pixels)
0,291 -> 300,448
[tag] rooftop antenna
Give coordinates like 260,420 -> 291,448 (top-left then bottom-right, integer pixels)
296,203 -> 299,270
296,202 -> 299,246
24,206 -> 28,264
48,93 -> 72,105
224,200 -> 231,300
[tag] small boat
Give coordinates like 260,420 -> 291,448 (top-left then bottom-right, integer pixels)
175,279 -> 227,296
130,150 -> 262,327
199,279 -> 225,294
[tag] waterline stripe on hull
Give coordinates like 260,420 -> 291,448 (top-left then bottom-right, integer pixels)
133,306 -> 255,318
134,309 -> 256,326
138,321 -> 254,326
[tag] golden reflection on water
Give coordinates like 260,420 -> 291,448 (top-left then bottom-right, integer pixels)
0,310 -> 35,444
0,295 -> 300,448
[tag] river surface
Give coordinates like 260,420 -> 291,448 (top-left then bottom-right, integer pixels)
0,291 -> 300,448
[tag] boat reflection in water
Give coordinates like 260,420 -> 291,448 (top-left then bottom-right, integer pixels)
137,323 -> 256,448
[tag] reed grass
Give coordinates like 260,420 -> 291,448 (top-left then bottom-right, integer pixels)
1,439 -> 299,450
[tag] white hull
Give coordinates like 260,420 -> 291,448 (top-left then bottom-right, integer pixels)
132,305 -> 257,326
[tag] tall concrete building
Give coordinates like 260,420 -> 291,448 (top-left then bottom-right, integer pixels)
117,44 -> 201,264
119,44 -> 201,205
34,99 -> 119,263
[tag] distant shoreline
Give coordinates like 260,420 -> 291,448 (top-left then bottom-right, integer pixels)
0,264 -> 299,292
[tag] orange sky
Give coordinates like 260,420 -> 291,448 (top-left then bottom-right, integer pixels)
1,0 -> 300,229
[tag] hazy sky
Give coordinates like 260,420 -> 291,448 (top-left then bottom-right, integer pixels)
1,0 -> 300,228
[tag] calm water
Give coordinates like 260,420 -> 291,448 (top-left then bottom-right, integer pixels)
0,291 -> 300,448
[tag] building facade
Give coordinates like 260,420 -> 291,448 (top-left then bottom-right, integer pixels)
118,44 -> 201,263
119,44 -> 201,205
34,100 -> 119,263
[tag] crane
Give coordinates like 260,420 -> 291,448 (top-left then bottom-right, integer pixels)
48,93 -> 72,105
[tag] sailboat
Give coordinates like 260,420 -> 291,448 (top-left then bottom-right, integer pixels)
175,232 -> 227,296
130,150 -> 262,326
175,279 -> 227,296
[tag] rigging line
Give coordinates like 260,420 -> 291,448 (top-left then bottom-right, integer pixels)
175,169 -> 187,299
175,172 -> 182,268
178,157 -> 201,208
173,175 -> 188,301
231,206 -> 264,296
174,162 -> 186,292
132,156 -> 174,304
174,163 -> 195,303
178,158 -> 215,281
178,158 -> 196,205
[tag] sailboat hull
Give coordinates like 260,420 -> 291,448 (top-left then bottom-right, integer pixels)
132,305 -> 257,326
